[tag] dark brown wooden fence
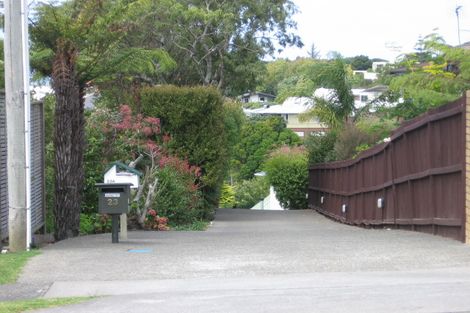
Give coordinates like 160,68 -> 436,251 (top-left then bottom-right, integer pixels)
308,96 -> 466,241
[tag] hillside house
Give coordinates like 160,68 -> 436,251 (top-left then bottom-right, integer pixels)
244,96 -> 325,137
352,85 -> 388,109
240,92 -> 276,104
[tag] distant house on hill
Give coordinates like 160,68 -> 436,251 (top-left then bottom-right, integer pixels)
352,85 -> 388,109
244,96 -> 325,137
240,91 -> 276,104
314,86 -> 392,112
372,61 -> 389,72
352,70 -> 378,81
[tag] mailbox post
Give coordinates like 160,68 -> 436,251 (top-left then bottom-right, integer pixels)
96,183 -> 132,243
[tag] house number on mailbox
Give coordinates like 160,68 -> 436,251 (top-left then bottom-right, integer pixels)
105,193 -> 120,207
107,198 -> 119,206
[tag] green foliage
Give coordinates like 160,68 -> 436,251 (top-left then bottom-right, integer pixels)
0,297 -> 93,313
379,34 -> 470,120
132,0 -> 302,93
353,143 -> 371,157
305,117 -> 396,164
333,120 -> 395,160
276,76 -> 316,103
79,214 -> 112,235
83,109 -> 115,213
84,105 -> 206,227
43,95 -> 56,233
223,100 -> 246,160
30,0 -> 175,86
0,250 -> 40,285
344,55 -> 372,70
154,157 -> 205,226
333,123 -> 374,160
234,176 -> 270,209
304,131 -> 338,165
264,146 -> 308,210
170,220 -> 209,231
355,116 -> 396,140
140,85 -> 229,209
260,58 -> 319,100
302,59 -> 355,129
219,183 -> 236,208
232,116 -> 301,180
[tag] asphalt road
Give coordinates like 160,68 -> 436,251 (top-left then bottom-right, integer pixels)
16,209 -> 470,312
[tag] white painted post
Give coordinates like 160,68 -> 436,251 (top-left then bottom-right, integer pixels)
4,0 -> 32,251
120,214 -> 127,240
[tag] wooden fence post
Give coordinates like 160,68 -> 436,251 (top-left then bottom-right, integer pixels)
465,91 -> 470,244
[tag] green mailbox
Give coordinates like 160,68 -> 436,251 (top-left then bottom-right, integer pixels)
96,183 -> 132,243
96,183 -> 132,214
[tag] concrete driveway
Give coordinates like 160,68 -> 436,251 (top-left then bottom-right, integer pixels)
15,209 -> 470,312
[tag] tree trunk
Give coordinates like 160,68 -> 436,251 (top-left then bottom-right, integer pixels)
52,40 -> 84,241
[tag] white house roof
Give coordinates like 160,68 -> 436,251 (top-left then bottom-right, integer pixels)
313,88 -> 335,99
244,96 -> 313,115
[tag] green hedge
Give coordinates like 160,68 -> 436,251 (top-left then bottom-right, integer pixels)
264,147 -> 308,210
140,85 -> 229,211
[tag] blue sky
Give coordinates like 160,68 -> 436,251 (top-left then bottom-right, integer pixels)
277,0 -> 470,61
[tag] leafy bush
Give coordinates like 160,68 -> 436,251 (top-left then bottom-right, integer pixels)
154,155 -> 205,226
333,123 -> 372,160
219,183 -> 236,208
264,146 -> 308,210
355,116 -> 396,141
140,85 -> 229,210
232,116 -> 301,180
304,131 -> 337,165
234,176 -> 270,209
334,121 -> 395,160
79,214 -> 112,235
84,105 -> 206,228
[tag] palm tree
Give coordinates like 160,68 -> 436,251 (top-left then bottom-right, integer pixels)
300,59 -> 354,130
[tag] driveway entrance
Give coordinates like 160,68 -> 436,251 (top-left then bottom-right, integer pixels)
16,209 -> 470,312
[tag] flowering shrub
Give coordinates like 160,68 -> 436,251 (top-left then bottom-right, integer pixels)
154,155 -> 204,226
84,105 -> 206,228
144,209 -> 169,231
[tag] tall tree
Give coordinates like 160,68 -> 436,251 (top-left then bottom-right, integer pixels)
30,0 -> 174,240
307,43 -> 321,59
133,0 -> 302,94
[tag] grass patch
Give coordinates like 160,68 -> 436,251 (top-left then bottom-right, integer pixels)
171,220 -> 209,231
0,297 -> 93,313
0,250 -> 40,285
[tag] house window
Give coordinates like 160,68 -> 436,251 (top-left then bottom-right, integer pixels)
360,95 -> 368,102
244,98 -> 249,103
260,97 -> 265,102
285,114 -> 289,121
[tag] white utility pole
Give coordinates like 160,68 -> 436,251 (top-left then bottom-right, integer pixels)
4,0 -> 32,251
